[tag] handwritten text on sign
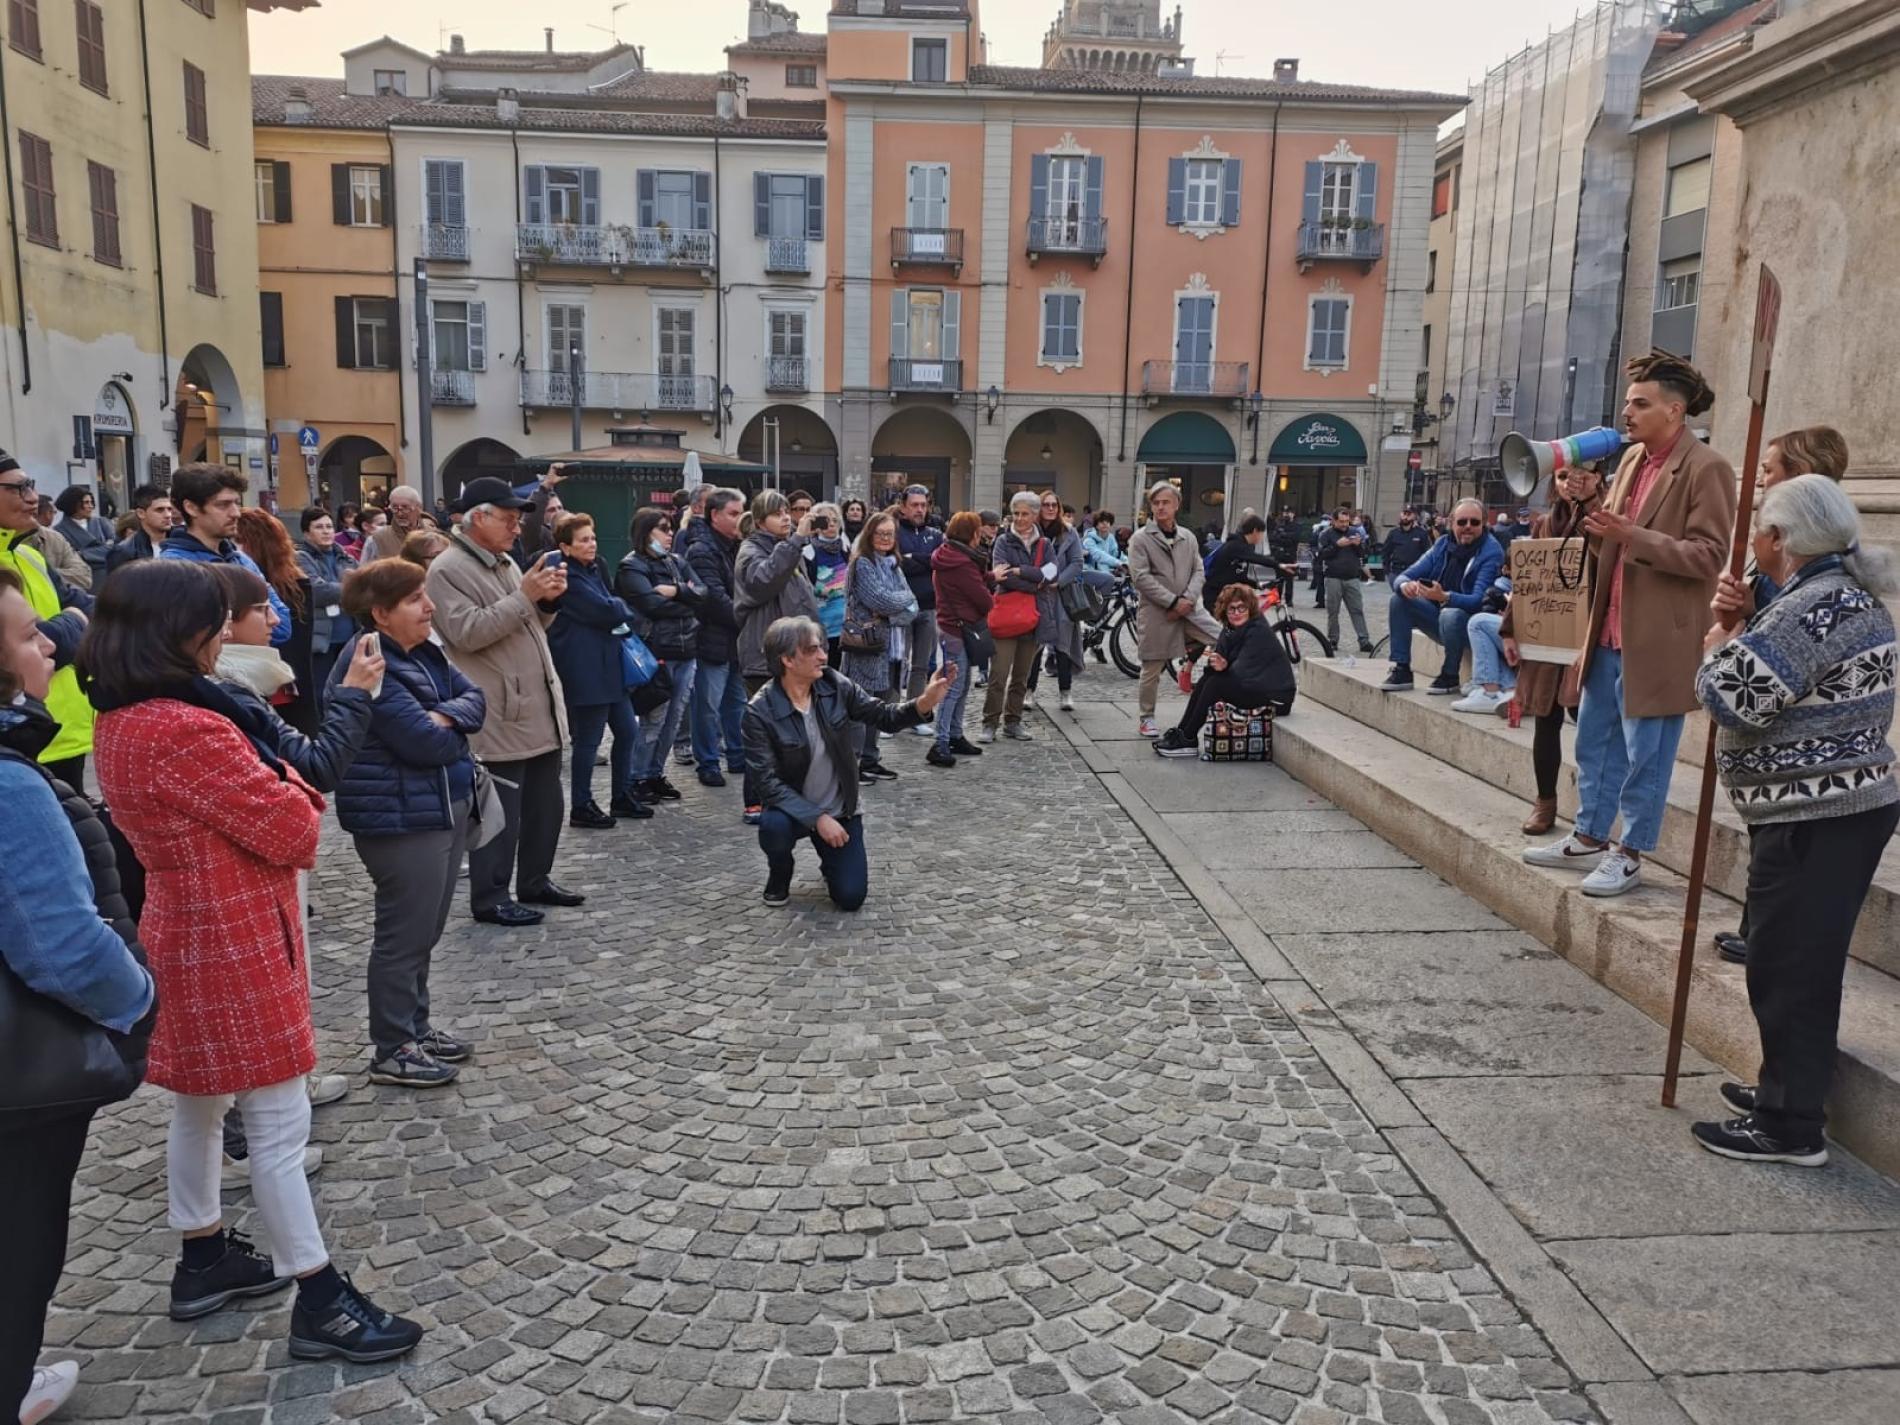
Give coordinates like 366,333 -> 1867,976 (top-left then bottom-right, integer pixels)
1509,536 -> 1589,664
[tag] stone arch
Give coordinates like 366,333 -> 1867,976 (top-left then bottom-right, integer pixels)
313,434 -> 397,512
737,404 -> 840,498
1002,407 -> 1106,513
441,438 -> 522,504
175,343 -> 242,464
870,405 -> 974,513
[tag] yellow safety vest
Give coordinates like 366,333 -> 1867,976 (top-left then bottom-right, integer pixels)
0,528 -> 94,763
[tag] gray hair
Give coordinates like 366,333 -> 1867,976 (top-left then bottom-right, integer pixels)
1452,497 -> 1486,520
704,487 -> 744,518
751,489 -> 789,525
388,485 -> 422,506
1008,491 -> 1040,515
809,501 -> 843,529
1147,480 -> 1180,504
467,502 -> 502,522
764,615 -> 824,676
1760,474 -> 1899,596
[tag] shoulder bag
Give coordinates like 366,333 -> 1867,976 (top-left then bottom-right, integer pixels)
990,538 -> 1045,640
840,564 -> 890,653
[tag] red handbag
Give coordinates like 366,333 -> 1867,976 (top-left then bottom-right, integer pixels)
989,538 -> 1044,639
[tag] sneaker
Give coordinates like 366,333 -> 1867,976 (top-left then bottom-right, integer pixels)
743,804 -> 763,825
925,745 -> 957,769
974,671 -> 989,688
1059,692 -> 1075,712
910,722 -> 935,737
1580,849 -> 1642,897
1427,674 -> 1462,696
859,761 -> 898,781
1377,668 -> 1414,692
763,865 -> 792,907
306,1074 -> 349,1109
1137,717 -> 1161,738
1714,932 -> 1749,964
1153,728 -> 1198,759
1691,1114 -> 1827,1167
20,1361 -> 78,1425
1522,833 -> 1609,870
948,737 -> 984,756
368,1043 -> 459,1089
170,1229 -> 292,1321
697,767 -> 728,789
417,1027 -> 470,1063
1450,688 -> 1513,714
610,792 -> 655,821
646,776 -> 684,802
977,728 -> 996,744
1359,642 -> 1377,655
223,1147 -> 322,1188
674,745 -> 696,767
1003,723 -> 1034,741
1720,1082 -> 1757,1114
569,801 -> 616,830
1021,694 -> 1036,711
288,1275 -> 426,1364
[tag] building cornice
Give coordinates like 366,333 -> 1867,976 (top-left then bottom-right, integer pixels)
1685,0 -> 1900,125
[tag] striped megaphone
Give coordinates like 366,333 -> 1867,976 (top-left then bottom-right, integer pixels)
1497,426 -> 1624,498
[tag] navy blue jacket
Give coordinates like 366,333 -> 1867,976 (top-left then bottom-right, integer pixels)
897,518 -> 944,609
1392,532 -> 1506,613
330,634 -> 485,836
681,521 -> 739,665
549,557 -> 637,708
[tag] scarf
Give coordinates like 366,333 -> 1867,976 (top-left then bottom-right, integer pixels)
91,674 -> 286,779
216,643 -> 296,699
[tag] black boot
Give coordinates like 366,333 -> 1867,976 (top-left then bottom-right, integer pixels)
610,790 -> 655,820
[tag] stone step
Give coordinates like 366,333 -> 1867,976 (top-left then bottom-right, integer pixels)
1297,657 -> 1900,982
1271,700 -> 1900,1181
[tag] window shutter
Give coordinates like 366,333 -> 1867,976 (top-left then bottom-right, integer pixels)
444,161 -> 465,226
1301,160 -> 1323,225
805,175 -> 824,241
1029,154 -> 1049,220
524,165 -> 545,223
581,168 -> 600,225
754,173 -> 770,237
379,165 -> 393,226
693,171 -> 712,231
1353,161 -> 1378,222
260,291 -> 284,367
468,301 -> 487,371
1166,158 -> 1186,225
272,161 -> 292,223
335,295 -> 355,368
1221,158 -> 1242,227
889,290 -> 908,363
1084,156 -> 1104,222
424,159 -> 443,223
331,163 -> 350,225
637,169 -> 655,228
942,290 -> 961,364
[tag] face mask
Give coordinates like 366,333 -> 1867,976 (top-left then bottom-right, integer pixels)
649,537 -> 667,556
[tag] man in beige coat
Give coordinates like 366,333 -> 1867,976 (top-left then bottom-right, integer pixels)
1128,482 -> 1222,737
1525,352 -> 1737,897
427,477 -> 583,927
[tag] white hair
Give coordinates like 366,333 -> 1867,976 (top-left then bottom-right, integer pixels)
389,485 -> 422,506
1009,491 -> 1041,515
1760,474 -> 1899,596
467,502 -> 501,521
1147,481 -> 1180,504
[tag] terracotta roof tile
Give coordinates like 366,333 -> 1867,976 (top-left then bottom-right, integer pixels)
438,43 -> 638,73
726,33 -> 829,59
393,102 -> 825,141
959,64 -> 1465,107
253,75 -> 425,130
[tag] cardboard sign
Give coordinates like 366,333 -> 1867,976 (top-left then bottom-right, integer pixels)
1509,536 -> 1589,664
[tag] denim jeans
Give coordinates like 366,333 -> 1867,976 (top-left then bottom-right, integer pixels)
633,659 -> 695,781
691,660 -> 747,774
936,635 -> 972,748
758,808 -> 869,911
904,609 -> 940,699
568,698 -> 637,807
1387,591 -> 1473,679
1466,612 -> 1516,691
1573,645 -> 1685,853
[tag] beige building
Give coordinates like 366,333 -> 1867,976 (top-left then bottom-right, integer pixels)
1410,128 -> 1461,507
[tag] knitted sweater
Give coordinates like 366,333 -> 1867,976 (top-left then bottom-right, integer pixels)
1696,559 -> 1898,825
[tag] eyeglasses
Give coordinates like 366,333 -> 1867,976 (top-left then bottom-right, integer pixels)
0,478 -> 35,496
1453,518 -> 1483,527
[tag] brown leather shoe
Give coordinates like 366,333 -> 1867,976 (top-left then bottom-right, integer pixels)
1521,798 -> 1558,835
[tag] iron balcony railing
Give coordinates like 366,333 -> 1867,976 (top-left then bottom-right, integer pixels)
624,226 -> 715,269
1141,360 -> 1251,400
1295,221 -> 1386,264
765,236 -> 810,274
514,223 -> 716,270
421,223 -> 469,261
519,370 -> 716,413
765,356 -> 809,392
430,369 -> 475,405
891,227 -> 964,267
889,357 -> 962,393
1025,215 -> 1108,260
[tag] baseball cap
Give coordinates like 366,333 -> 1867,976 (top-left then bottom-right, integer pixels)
0,448 -> 18,476
454,476 -> 533,514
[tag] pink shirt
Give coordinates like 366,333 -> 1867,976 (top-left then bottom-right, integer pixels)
1600,428 -> 1684,651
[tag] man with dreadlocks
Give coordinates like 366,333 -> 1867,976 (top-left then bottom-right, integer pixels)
1523,351 -> 1737,897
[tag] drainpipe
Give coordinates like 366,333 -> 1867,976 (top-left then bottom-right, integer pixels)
511,122 -> 528,437
137,0 -> 171,412
0,36 -> 28,393
1116,94 -> 1144,466
385,126 -> 407,456
713,134 -> 724,446
1250,101 -> 1282,466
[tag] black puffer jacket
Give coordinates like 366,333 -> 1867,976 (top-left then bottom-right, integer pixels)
681,521 -> 740,665
617,550 -> 703,661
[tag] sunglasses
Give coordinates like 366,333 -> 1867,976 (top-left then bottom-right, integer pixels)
1453,518 -> 1483,527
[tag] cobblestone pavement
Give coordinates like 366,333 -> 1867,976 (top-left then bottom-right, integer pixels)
48,661 -> 1595,1425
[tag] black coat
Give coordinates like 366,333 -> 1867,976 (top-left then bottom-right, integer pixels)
1214,617 -> 1296,703
216,678 -> 373,794
742,669 -> 923,827
682,521 -> 740,665
105,528 -> 157,578
1317,527 -> 1367,581
1381,525 -> 1432,576
617,550 -> 703,662
1202,536 -> 1280,612
549,557 -> 639,708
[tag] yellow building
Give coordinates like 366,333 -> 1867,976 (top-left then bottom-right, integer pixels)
253,68 -> 419,509
0,0 -> 311,512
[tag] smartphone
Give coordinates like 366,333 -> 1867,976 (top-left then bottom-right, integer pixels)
364,631 -> 385,700
544,550 -> 564,570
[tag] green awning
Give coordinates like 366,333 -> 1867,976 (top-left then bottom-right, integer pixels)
1137,412 -> 1236,465
1268,413 -> 1368,466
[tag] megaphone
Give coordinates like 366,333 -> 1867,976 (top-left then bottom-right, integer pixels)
1497,426 -> 1623,498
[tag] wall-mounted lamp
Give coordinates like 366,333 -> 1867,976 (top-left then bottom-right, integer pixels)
1039,443 -> 1053,463
1246,390 -> 1264,429
1439,390 -> 1455,421
719,384 -> 735,427
984,385 -> 1000,423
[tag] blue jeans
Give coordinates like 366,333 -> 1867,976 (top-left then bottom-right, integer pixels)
758,808 -> 869,912
936,635 -> 972,749
1573,645 -> 1685,854
1387,591 -> 1473,679
568,698 -> 638,807
692,659 -> 747,774
633,658 -> 695,781
1467,612 -> 1516,691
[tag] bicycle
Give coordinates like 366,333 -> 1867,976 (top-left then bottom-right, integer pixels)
1105,573 -> 1333,678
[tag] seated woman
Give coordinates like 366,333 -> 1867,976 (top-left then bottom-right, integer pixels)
1452,575 -> 1516,714
1153,583 -> 1295,758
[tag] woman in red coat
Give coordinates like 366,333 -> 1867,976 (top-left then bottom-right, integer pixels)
83,561 -> 423,1365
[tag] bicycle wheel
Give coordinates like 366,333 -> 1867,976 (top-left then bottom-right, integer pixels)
1108,610 -> 1142,678
1277,619 -> 1334,666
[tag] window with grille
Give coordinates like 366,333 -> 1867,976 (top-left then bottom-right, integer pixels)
19,132 -> 55,246
75,1 -> 106,93
87,160 -> 118,265
190,204 -> 216,293
8,0 -> 40,60
183,62 -> 208,145
785,63 -> 817,88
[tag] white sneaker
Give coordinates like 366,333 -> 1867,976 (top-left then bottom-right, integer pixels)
1058,692 -> 1074,711
1450,688 -> 1513,714
307,1073 -> 349,1108
977,728 -> 995,744
1581,849 -> 1643,898
974,672 -> 988,688
1138,717 -> 1161,738
20,1361 -> 78,1425
1021,694 -> 1036,710
910,722 -> 935,737
223,1146 -> 323,1188
1522,833 -> 1608,870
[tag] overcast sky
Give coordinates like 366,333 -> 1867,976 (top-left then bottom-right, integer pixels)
249,0 -> 1603,100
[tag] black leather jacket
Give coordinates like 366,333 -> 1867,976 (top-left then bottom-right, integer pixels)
741,669 -> 924,827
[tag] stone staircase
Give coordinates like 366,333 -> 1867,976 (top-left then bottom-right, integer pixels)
1272,655 -> 1900,1178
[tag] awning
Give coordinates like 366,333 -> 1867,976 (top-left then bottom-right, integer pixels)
1268,413 -> 1368,466
1137,411 -> 1236,465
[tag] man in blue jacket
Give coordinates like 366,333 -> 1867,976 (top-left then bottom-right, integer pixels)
157,463 -> 290,645
1379,497 -> 1503,694
895,485 -> 944,704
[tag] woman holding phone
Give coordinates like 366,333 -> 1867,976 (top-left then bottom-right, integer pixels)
617,508 -> 702,805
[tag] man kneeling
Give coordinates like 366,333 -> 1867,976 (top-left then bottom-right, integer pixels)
1155,584 -> 1296,757
743,616 -> 952,909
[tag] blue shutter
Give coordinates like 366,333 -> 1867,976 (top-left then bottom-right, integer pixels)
524,166 -> 545,224
1221,158 -> 1242,227
637,170 -> 656,228
755,173 -> 771,237
1301,160 -> 1323,225
693,172 -> 712,231
468,301 -> 487,372
1029,154 -> 1050,220
805,175 -> 824,240
1166,158 -> 1187,225
1353,161 -> 1378,222
1084,156 -> 1104,222
581,168 -> 600,225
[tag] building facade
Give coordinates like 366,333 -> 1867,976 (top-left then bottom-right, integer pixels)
1410,129 -> 1462,508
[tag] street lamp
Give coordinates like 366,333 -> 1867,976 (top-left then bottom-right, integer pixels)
984,385 -> 1000,423
1246,390 -> 1264,428
1439,390 -> 1455,421
719,383 -> 735,433
1039,443 -> 1053,463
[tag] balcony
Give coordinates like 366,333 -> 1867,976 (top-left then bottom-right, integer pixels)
1025,215 -> 1108,265
888,357 -> 962,395
766,355 -> 809,393
421,223 -> 469,262
624,226 -> 715,270
1295,220 -> 1385,270
765,236 -> 810,275
519,370 -> 717,414
1141,360 -> 1250,405
514,223 -> 715,273
891,228 -> 964,270
430,369 -> 475,406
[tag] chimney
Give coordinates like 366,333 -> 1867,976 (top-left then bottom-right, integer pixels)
716,71 -> 747,122
545,27 -> 555,53
496,86 -> 520,123
284,83 -> 313,122
1274,57 -> 1300,83
448,33 -> 464,55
